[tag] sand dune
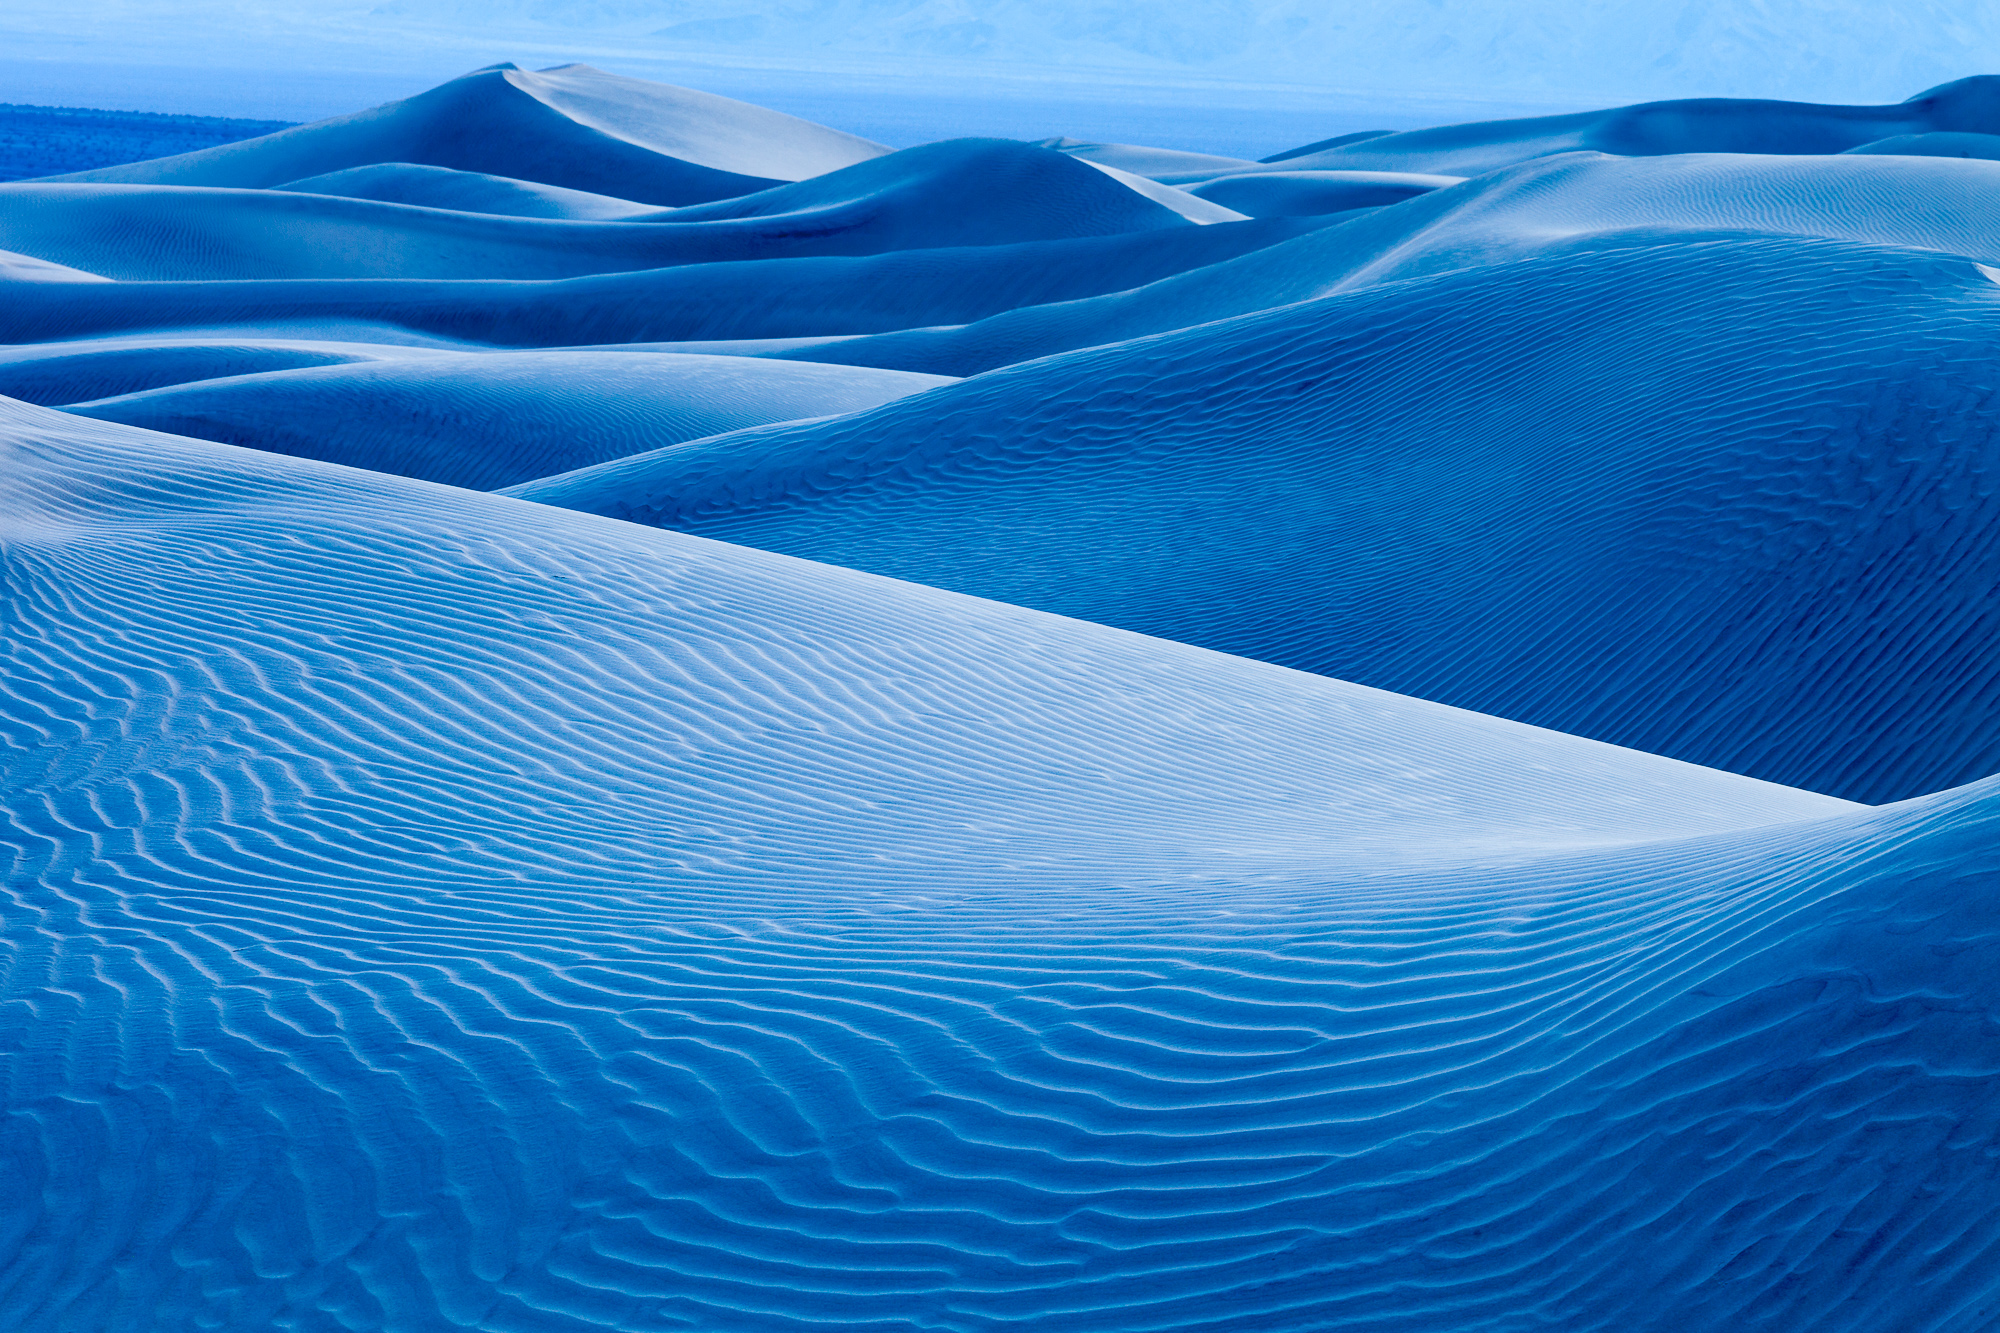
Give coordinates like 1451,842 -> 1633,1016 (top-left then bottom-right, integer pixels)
0,216 -> 1324,345
516,235 -> 2000,804
0,140 -> 1234,281
6,65 -> 2000,1333
663,137 -> 1245,228
11,404 -> 2000,1333
275,162 -> 662,219
769,146 -> 2000,375
0,336 -> 458,405
0,246 -> 109,283
1039,137 -> 1262,180
1243,73 -> 2000,176
1843,129 -> 2000,158
64,351 -> 951,489
1186,168 -> 1461,216
37,63 -> 889,205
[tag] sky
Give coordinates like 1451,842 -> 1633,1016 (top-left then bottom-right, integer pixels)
5,1 -> 1999,151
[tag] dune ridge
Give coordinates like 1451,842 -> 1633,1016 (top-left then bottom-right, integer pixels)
273,163 -> 665,219
36,63 -> 889,204
0,214 -> 1326,347
63,351 -> 953,489
5,64 -> 2000,1333
513,233 -> 2000,804
752,147 -> 2000,376
0,139 -> 1236,282
1217,74 -> 2000,177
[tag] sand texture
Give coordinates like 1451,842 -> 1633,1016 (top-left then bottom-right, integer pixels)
5,63 -> 2000,1333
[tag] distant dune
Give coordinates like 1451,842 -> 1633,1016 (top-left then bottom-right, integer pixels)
5,62 -> 2000,1333
44,63 -> 886,203
1,138 -> 1242,281
745,147 -> 2000,375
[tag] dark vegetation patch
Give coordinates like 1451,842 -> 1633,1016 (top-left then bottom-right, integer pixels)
0,104 -> 296,181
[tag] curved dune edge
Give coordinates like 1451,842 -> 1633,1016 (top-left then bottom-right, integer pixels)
273,162 -> 665,219
62,350 -> 954,489
511,233 -> 2000,804
0,139 -> 1220,282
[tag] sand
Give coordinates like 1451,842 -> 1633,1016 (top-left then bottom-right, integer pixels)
5,63 -> 2000,1333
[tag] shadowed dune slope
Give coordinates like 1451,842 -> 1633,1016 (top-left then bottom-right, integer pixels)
24,404 -> 2000,1333
1259,129 -> 1397,162
275,163 -> 660,219
515,235 -> 2000,804
660,139 -> 1244,228
62,351 -> 953,489
0,215 -> 1324,346
0,140 -> 1225,282
1187,169 -> 1461,217
1842,130 -> 2000,159
0,337 -> 460,405
33,63 -> 888,206
772,147 -> 2000,376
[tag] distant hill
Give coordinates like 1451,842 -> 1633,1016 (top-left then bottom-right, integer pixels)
0,104 -> 296,182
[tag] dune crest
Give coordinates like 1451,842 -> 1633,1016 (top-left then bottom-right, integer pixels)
516,234 -> 2000,804
36,63 -> 889,204
64,350 -> 953,489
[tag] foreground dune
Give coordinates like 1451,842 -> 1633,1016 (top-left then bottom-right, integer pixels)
5,64 -> 2000,1333
21,407 -> 2000,1333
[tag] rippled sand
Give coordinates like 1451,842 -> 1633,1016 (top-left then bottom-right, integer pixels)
5,63 -> 1999,1333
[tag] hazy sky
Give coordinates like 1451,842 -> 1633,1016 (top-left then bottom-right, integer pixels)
6,1 -> 1998,144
